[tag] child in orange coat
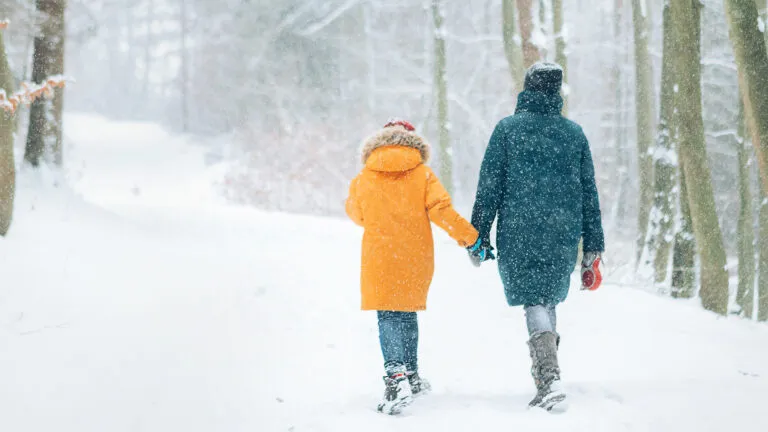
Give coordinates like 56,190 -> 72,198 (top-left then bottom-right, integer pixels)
346,119 -> 494,414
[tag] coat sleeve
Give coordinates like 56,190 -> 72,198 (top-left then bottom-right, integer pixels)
471,121 -> 507,243
345,175 -> 364,227
425,168 -> 479,247
579,130 -> 605,252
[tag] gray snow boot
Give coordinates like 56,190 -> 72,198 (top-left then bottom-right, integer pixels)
377,368 -> 413,415
527,331 -> 566,410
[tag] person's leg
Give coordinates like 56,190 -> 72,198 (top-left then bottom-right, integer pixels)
377,311 -> 409,376
547,304 -> 557,334
401,312 -> 419,374
524,304 -> 564,409
525,305 -> 556,336
377,311 -> 414,414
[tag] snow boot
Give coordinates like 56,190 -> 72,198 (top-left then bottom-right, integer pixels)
527,331 -> 566,410
407,371 -> 432,396
377,370 -> 413,415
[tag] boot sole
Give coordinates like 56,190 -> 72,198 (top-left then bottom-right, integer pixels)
377,395 -> 413,415
539,393 -> 566,411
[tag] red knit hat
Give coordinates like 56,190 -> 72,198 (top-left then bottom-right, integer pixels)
383,118 -> 415,131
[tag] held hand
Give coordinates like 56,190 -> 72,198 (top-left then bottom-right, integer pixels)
467,238 -> 496,267
581,252 -> 603,291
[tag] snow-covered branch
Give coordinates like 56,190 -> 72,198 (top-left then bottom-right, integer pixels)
0,76 -> 69,114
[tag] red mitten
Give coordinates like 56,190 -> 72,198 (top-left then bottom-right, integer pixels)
581,253 -> 602,291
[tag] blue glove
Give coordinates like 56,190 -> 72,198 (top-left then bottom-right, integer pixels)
467,237 -> 496,267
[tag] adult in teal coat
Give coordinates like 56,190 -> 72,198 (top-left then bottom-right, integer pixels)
469,62 -> 605,410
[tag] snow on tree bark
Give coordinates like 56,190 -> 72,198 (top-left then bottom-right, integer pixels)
672,160 -> 696,298
671,0 -> 729,315
645,2 -> 677,286
25,0 -> 66,167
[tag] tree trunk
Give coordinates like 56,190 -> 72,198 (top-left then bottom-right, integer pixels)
631,0 -> 655,266
25,0 -> 67,167
759,185 -> 768,321
646,2 -> 677,285
736,98 -> 755,318
725,0 -> 768,196
180,0 -> 189,132
610,0 -> 630,230
672,162 -> 696,298
432,0 -> 452,193
552,0 -> 568,114
143,0 -> 154,98
516,0 -> 540,68
671,0 -> 729,315
502,0 -> 525,90
0,31 -> 15,236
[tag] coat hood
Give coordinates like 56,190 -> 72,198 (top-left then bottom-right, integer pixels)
515,90 -> 564,116
365,146 -> 424,172
361,125 -> 431,164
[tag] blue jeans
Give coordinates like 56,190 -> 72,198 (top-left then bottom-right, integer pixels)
524,304 -> 557,336
377,311 -> 419,376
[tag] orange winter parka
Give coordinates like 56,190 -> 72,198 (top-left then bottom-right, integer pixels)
346,126 -> 479,312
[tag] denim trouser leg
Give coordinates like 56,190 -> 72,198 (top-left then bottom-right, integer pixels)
524,304 -> 557,336
377,311 -> 419,375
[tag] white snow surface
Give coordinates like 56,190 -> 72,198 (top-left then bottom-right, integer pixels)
2,114 -> 768,432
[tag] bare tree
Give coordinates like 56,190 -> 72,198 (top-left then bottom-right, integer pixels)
25,0 -> 66,167
631,0 -> 655,265
645,2 -> 677,285
0,29 -> 14,235
502,0 -> 525,89
516,0 -> 540,67
736,98 -> 755,317
552,0 -> 567,114
180,0 -> 189,132
671,0 -> 729,315
432,0 -> 453,192
725,0 -> 768,193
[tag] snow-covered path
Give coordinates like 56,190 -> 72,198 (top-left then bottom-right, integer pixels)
1,114 -> 768,432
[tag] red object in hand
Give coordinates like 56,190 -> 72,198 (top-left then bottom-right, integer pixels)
581,256 -> 602,291
384,118 -> 416,131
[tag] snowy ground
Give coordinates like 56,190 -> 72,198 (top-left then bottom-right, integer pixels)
1,114 -> 768,432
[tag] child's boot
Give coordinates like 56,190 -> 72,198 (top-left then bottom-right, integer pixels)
377,367 -> 413,415
407,371 -> 432,396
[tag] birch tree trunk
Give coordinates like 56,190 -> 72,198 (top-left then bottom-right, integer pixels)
725,0 -> 768,195
736,99 -> 755,318
646,2 -> 677,285
552,0 -> 568,114
0,31 -> 15,236
516,0 -> 540,68
432,0 -> 452,193
631,0 -> 655,265
502,0 -> 525,90
671,0 -> 729,315
25,0 -> 66,167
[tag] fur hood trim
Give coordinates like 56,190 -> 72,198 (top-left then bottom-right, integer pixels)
360,126 -> 431,164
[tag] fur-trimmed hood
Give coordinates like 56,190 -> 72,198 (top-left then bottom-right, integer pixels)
361,126 -> 431,166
